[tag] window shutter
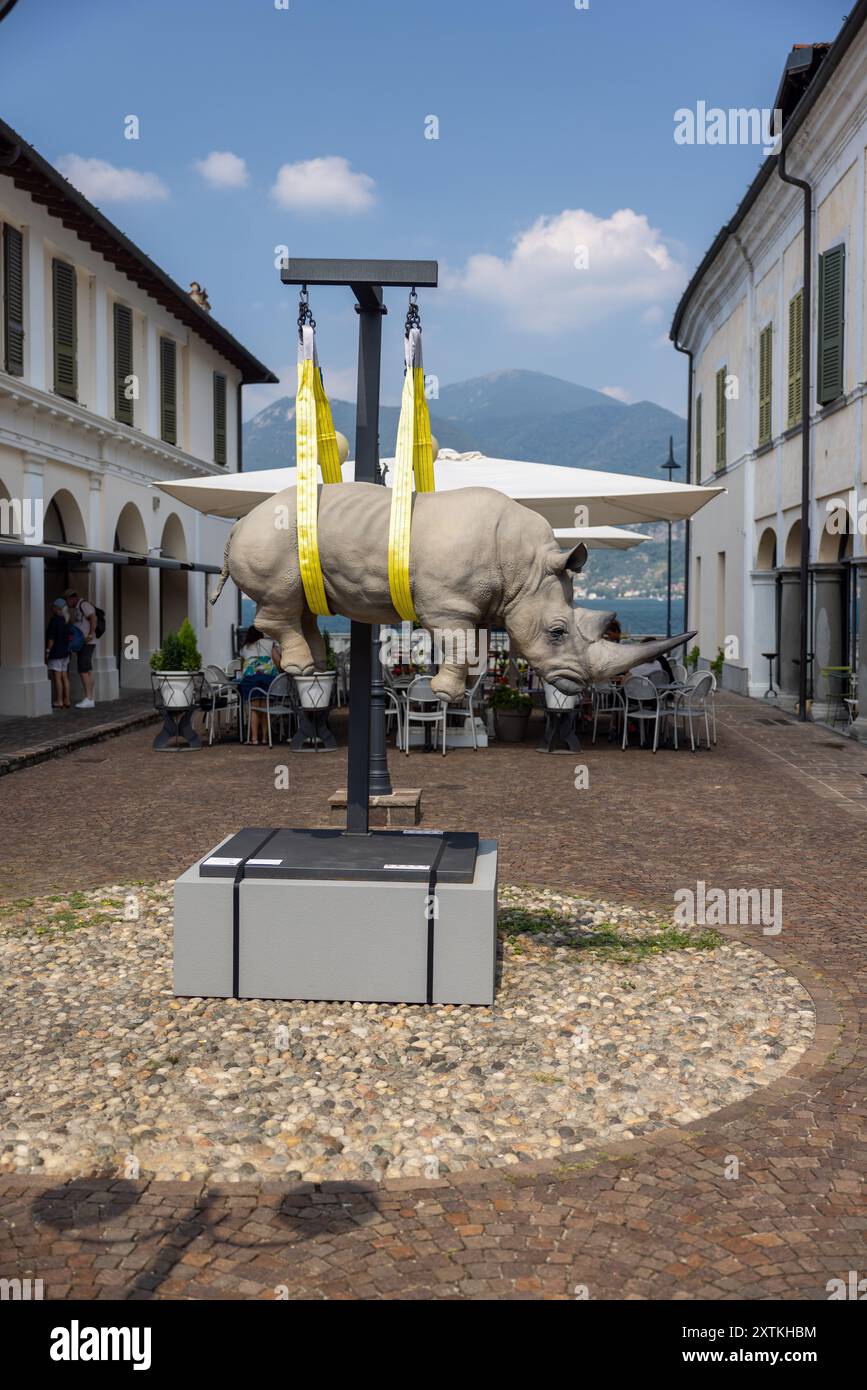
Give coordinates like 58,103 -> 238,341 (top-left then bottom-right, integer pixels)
817,245 -> 845,405
715,366 -> 727,470
160,336 -> 177,445
52,258 -> 77,400
787,290 -> 803,427
113,303 -> 134,426
3,224 -> 24,376
213,371 -> 227,465
694,393 -> 702,480
758,324 -> 772,445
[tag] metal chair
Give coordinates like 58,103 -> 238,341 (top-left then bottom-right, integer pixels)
670,662 -> 687,684
621,676 -> 666,753
246,672 -> 296,746
668,672 -> 714,751
591,683 -> 623,743
445,666 -> 487,750
648,669 -> 673,689
383,685 -> 405,748
201,664 -> 242,745
404,676 -> 449,755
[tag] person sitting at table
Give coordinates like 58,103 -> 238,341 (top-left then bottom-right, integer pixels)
238,625 -> 282,744
629,639 -> 674,684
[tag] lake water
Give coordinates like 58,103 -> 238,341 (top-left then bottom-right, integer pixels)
241,595 -> 685,640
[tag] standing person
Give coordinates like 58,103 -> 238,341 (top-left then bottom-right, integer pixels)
45,597 -> 71,709
238,625 -> 282,744
64,588 -> 98,709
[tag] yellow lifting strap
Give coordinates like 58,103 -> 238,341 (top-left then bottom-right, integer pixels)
388,324 -> 434,621
296,322 -> 342,616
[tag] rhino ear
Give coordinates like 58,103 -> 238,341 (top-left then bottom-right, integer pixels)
554,543 -> 587,575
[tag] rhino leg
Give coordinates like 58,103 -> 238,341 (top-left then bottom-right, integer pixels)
424,614 -> 483,703
301,608 -> 327,669
254,604 -> 315,675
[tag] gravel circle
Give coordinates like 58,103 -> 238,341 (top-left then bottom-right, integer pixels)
0,882 -> 814,1182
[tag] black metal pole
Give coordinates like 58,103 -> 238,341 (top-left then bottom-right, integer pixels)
666,521 -> 672,638
344,287 -> 384,830
352,284 -> 392,803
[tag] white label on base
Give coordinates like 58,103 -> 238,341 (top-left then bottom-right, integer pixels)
383,863 -> 429,869
248,858 -> 283,866
203,856 -> 242,867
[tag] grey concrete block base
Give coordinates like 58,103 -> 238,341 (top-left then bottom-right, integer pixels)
173,836 -> 498,1006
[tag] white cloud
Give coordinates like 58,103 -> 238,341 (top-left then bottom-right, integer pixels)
601,385 -> 631,403
56,155 -> 169,203
270,156 -> 375,213
194,150 -> 249,188
451,208 -> 685,333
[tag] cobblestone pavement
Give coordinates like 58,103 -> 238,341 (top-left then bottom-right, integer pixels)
0,695 -> 865,1299
0,689 -> 155,777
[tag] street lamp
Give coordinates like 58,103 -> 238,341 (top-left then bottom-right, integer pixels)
661,435 -> 681,638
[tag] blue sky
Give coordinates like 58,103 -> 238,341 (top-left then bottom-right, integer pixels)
0,0 -> 842,416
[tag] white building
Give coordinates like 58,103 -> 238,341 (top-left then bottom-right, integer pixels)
0,117 -> 276,717
671,2 -> 867,733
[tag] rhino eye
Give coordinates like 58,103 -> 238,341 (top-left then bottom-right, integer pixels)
548,625 -> 567,644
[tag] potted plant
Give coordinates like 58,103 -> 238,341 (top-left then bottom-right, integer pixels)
488,682 -> 533,742
150,620 -> 202,709
294,670 -> 336,709
686,644 -> 701,673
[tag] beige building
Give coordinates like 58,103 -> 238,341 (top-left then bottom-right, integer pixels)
0,118 -> 275,717
671,4 -> 867,733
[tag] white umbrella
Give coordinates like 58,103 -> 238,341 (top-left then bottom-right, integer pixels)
156,454 -> 723,527
555,526 -> 646,551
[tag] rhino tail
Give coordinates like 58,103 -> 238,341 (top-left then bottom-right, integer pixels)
209,526 -> 235,606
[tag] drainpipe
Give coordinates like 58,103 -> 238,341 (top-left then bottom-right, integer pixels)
777,144 -> 812,721
672,340 -> 693,636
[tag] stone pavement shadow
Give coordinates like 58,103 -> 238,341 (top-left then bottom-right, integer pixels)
30,1175 -> 386,1300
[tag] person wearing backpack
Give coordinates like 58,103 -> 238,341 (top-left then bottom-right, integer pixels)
64,587 -> 104,709
45,597 -> 72,709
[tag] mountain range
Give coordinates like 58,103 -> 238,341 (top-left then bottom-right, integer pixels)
242,369 -> 688,598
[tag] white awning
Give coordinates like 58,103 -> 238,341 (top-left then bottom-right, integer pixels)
555,526 -> 646,551
156,455 -> 724,527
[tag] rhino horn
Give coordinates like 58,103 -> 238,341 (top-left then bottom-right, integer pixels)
587,631 -> 697,683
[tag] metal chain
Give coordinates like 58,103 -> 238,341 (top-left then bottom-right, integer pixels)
298,285 -> 316,336
405,287 -> 421,337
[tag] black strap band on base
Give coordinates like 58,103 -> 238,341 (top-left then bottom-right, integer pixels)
425,837 -> 447,1006
232,829 -> 279,998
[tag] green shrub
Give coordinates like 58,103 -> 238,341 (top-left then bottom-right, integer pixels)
177,619 -> 202,672
150,621 -> 201,672
488,683 -> 532,713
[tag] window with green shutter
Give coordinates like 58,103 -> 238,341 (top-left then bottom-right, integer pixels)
715,366 -> 727,470
160,336 -> 177,445
817,244 -> 845,406
695,392 -> 702,481
787,290 -> 803,427
758,323 -> 772,446
2,224 -> 24,377
52,258 -> 77,400
213,371 -> 227,465
113,302 -> 134,426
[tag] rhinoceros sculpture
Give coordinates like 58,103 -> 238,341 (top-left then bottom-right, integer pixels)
212,482 -> 692,701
